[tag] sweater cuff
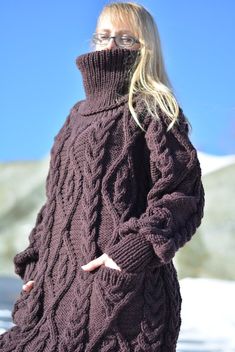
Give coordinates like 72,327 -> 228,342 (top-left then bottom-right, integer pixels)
13,246 -> 39,280
105,233 -> 154,273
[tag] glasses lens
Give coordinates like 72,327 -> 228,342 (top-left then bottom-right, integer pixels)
116,35 -> 135,47
92,33 -> 138,48
92,33 -> 109,45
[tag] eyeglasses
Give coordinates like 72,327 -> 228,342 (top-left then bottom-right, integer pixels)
92,33 -> 140,48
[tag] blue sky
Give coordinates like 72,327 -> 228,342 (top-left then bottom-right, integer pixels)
0,0 -> 234,162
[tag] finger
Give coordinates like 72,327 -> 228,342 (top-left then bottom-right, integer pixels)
104,255 -> 122,271
25,280 -> 34,288
22,285 -> 32,292
27,280 -> 35,286
81,254 -> 106,271
81,260 -> 100,271
22,280 -> 34,291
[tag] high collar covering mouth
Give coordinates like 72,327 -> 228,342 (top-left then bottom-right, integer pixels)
75,48 -> 140,114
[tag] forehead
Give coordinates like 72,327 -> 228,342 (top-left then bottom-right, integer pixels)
97,14 -> 135,34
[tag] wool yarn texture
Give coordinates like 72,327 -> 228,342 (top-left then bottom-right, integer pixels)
0,48 -> 205,352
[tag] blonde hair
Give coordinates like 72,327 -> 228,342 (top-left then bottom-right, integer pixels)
91,2 -> 186,132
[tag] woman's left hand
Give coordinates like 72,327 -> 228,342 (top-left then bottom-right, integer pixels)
81,253 -> 121,272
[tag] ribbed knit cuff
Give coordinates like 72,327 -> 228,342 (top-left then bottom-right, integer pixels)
13,246 -> 39,280
105,234 -> 154,273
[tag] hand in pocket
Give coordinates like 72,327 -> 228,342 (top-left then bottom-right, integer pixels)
81,253 -> 121,272
22,280 -> 35,293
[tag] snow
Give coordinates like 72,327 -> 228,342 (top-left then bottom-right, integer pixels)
177,278 -> 235,352
197,151 -> 235,176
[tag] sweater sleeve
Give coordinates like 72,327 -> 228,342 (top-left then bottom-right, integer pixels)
13,203 -> 47,281
13,102 -> 79,282
105,107 -> 205,273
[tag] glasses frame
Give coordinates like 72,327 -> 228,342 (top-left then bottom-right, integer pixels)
92,33 -> 141,48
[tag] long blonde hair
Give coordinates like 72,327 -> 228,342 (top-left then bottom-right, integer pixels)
91,2 -> 185,132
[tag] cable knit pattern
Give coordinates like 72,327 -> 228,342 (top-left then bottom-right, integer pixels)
0,48 -> 205,352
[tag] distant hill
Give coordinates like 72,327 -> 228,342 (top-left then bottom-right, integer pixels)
175,153 -> 235,280
0,151 -> 234,280
0,156 -> 50,276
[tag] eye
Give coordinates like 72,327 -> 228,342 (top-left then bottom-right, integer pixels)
96,33 -> 110,40
93,33 -> 109,45
120,36 -> 133,44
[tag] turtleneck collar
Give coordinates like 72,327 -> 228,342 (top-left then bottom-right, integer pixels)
75,48 -> 140,115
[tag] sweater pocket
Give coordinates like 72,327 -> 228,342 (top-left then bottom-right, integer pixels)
11,274 -> 44,332
87,266 -> 145,350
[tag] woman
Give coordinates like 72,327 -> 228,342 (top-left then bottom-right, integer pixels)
0,2 -> 205,351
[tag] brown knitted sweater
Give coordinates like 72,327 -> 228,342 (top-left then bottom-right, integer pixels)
0,48 -> 205,352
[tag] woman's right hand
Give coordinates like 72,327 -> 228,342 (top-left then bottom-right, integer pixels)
22,280 -> 34,293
